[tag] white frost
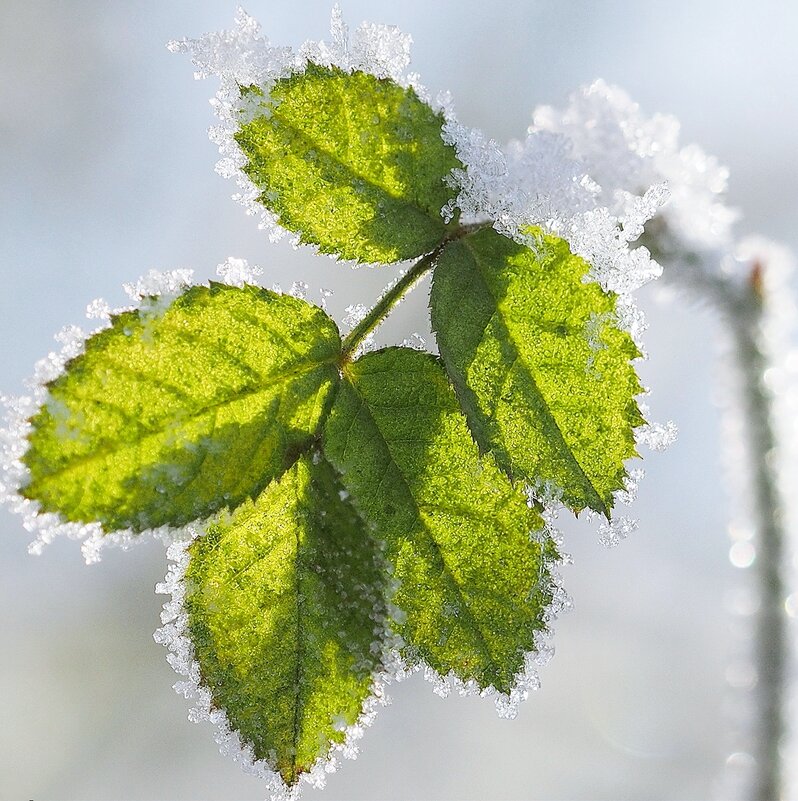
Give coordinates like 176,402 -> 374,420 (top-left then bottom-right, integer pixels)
216,256 -> 263,287
532,79 -> 738,254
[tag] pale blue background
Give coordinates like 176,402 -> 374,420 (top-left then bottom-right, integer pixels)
2,2 -> 797,799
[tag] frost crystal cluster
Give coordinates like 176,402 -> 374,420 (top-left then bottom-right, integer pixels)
0,8 -> 704,799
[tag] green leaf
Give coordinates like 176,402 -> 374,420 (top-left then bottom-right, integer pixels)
323,347 -> 556,693
23,283 -> 341,532
430,227 -> 645,516
235,64 -> 461,264
184,452 -> 388,786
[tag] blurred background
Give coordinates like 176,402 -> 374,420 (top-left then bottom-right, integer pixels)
2,2 -> 797,799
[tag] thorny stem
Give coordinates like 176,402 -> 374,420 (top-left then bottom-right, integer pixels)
645,225 -> 787,800
341,222 -> 487,358
729,283 -> 787,801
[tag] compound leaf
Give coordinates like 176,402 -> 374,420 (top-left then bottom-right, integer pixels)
23,283 -> 341,532
235,64 -> 461,264
430,227 -> 645,516
184,452 -> 388,786
323,347 -> 556,693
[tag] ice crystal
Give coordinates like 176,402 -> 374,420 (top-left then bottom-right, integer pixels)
123,268 -> 194,301
597,516 -> 638,548
290,280 -> 309,300
400,333 -> 426,350
441,114 -> 667,299
342,303 -> 368,331
216,256 -> 263,287
85,297 -> 111,320
532,79 -> 738,254
318,287 -> 334,311
636,418 -> 678,452
615,468 -> 645,507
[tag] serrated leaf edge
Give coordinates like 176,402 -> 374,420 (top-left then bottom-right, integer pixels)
325,346 -> 572,711
431,231 -> 647,517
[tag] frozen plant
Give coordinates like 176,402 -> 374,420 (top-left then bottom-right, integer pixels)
3,7 -> 790,801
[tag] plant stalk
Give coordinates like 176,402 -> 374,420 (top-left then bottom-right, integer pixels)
340,250 -> 438,358
341,223 -> 487,358
645,226 -> 788,800
730,287 -> 787,801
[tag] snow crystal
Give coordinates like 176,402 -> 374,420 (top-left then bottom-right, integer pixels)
441,111 -> 667,298
400,333 -> 426,350
299,7 -> 413,84
636,419 -> 678,452
216,256 -> 263,287
342,303 -> 368,330
123,268 -> 194,301
53,325 -> 86,359
531,79 -> 738,255
597,515 -> 638,548
166,7 -> 293,86
615,468 -> 645,507
416,628 -> 561,720
289,280 -> 309,300
318,287 -> 334,311
85,297 -> 111,321
615,293 -> 649,350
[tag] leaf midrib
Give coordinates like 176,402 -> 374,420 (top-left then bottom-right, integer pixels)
255,97 -> 448,235
27,356 -> 339,484
290,476 -> 304,785
341,374 -> 499,673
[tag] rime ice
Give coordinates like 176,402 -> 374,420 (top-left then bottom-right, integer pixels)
216,256 -> 263,287
532,79 -> 737,254
123,268 -> 193,301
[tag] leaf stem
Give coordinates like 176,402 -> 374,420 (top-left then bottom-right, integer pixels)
341,223 -> 486,359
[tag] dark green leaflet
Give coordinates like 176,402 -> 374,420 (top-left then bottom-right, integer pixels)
431,227 -> 645,515
323,347 -> 557,693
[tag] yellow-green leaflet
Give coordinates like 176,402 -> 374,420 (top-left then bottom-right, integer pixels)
323,347 -> 557,693
235,64 -> 461,264
431,227 -> 645,515
23,283 -> 341,532
184,453 -> 388,786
